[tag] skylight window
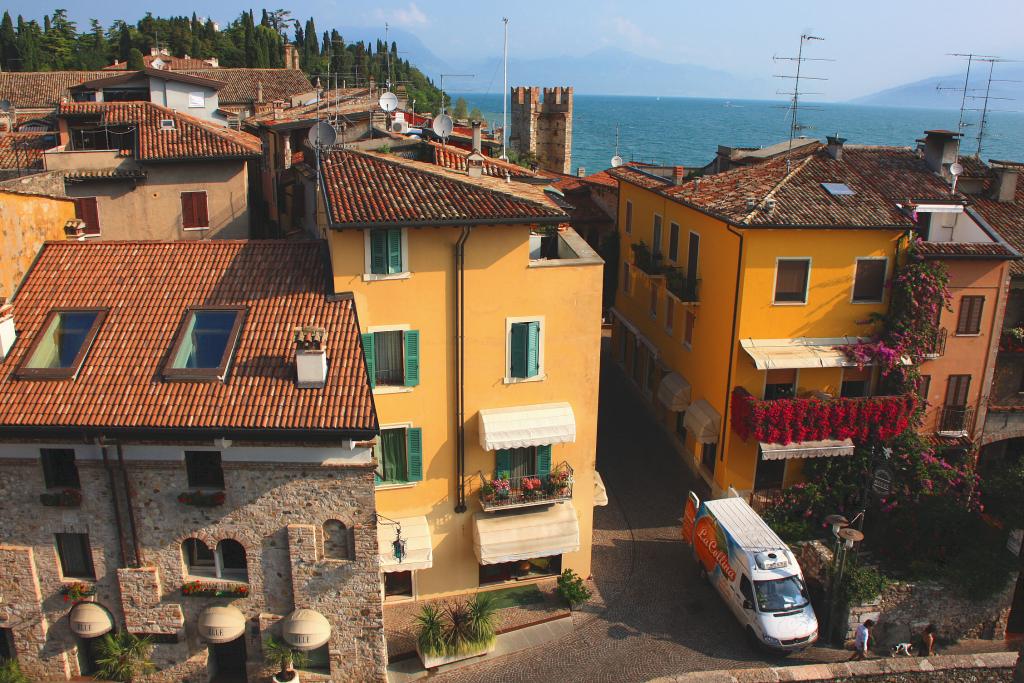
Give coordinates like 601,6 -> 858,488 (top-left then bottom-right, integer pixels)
163,307 -> 245,381
17,309 -> 106,379
822,182 -> 855,196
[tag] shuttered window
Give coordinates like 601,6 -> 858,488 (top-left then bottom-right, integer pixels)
181,191 -> 209,229
918,375 -> 931,402
956,296 -> 984,335
369,228 -> 405,275
945,375 -> 971,408
73,197 -> 100,235
374,427 -> 423,485
495,445 -> 551,479
362,329 -> 420,388
669,223 -> 680,262
774,259 -> 810,303
509,321 -> 541,379
852,258 -> 887,303
652,215 -> 663,257
625,200 -> 633,234
56,533 -> 95,579
41,449 -> 80,489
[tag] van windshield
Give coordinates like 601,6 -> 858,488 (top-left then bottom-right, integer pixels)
754,576 -> 808,613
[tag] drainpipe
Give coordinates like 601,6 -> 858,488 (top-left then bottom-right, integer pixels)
116,443 -> 144,567
719,226 -> 745,490
454,226 -> 472,513
100,442 -> 130,569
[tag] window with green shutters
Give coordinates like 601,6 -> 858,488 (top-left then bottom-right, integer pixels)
369,228 -> 405,275
361,329 -> 420,388
494,445 -> 551,479
509,320 -> 541,380
374,426 -> 423,485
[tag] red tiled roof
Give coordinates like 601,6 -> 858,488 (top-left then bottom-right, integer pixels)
319,149 -> 566,228
916,240 -> 1018,260
180,68 -> 314,105
973,183 -> 1024,275
0,240 -> 376,438
0,71 -> 111,110
58,101 -> 261,162
0,132 -> 56,172
427,141 -> 540,178
71,68 -> 226,92
104,55 -> 218,70
248,88 -> 375,127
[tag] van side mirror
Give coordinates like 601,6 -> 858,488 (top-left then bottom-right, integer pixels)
743,599 -> 753,610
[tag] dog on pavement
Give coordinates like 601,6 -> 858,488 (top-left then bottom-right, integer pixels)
890,642 -> 914,657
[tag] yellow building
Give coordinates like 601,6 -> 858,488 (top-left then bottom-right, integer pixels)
607,136 -> 1012,498
0,187 -> 76,299
311,148 -> 604,600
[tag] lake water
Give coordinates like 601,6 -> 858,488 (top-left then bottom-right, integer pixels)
450,93 -> 1024,175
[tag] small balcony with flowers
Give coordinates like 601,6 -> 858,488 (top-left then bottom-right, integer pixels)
479,461 -> 574,512
629,242 -> 700,304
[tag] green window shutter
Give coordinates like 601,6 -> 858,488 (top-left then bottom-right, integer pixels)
361,333 -> 376,388
387,228 -> 403,274
404,330 -> 420,387
373,440 -> 383,485
406,428 -> 423,482
526,321 -> 541,378
509,323 -> 528,378
536,445 -> 552,478
370,230 -> 388,274
495,449 -> 511,477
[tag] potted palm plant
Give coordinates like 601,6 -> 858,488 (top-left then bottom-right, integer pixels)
415,593 -> 498,669
94,632 -> 156,682
264,635 -> 309,683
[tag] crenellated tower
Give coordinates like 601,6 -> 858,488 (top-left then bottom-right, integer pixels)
509,86 -> 573,174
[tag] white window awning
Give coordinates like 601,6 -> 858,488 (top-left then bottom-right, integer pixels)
657,372 -> 692,411
683,399 -> 722,444
741,337 -> 868,370
478,402 -> 576,451
473,503 -> 581,565
281,608 -> 331,651
197,606 -> 245,644
377,515 -> 433,572
69,602 -> 113,639
593,471 -> 608,507
759,438 -> 856,461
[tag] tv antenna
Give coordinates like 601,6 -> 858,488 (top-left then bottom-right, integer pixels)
773,34 -> 833,167
501,17 -> 509,160
385,22 -> 393,90
965,58 -> 1020,158
439,73 -> 475,117
938,53 -> 998,159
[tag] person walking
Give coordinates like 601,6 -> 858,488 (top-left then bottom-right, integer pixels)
850,619 -> 874,661
917,624 -> 936,657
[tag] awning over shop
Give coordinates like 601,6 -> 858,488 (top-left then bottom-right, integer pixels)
740,337 -> 868,370
281,608 -> 331,651
683,399 -> 721,444
478,402 -> 576,451
593,472 -> 608,507
377,515 -> 433,572
759,438 -> 856,461
473,503 -> 581,565
657,372 -> 692,411
69,602 -> 113,638
197,606 -> 245,644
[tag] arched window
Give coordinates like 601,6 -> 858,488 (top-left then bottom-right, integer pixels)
323,520 -> 352,560
217,540 -> 248,581
181,538 -> 248,582
182,538 -> 216,578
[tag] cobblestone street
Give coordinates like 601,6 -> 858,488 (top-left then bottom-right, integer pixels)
435,350 -> 837,682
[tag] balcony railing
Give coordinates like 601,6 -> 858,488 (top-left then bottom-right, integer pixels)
665,268 -> 701,303
478,461 -> 574,512
748,487 -> 785,515
922,327 -> 947,359
999,328 -> 1024,353
937,405 -> 975,436
630,242 -> 672,276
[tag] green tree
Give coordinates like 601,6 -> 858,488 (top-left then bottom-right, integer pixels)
127,47 -> 144,70
452,97 -> 468,120
0,12 -> 20,71
469,107 -> 484,122
94,632 -> 155,683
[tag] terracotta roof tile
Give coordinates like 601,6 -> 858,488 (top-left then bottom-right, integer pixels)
104,55 -> 218,70
427,141 -> 540,178
248,88 -> 375,126
319,149 -> 567,227
0,240 -> 376,437
179,68 -> 314,105
916,240 -> 1018,259
0,132 -> 56,172
58,101 -> 261,162
0,71 -> 111,110
973,183 -> 1024,275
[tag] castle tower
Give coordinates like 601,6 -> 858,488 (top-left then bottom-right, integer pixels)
509,86 -> 573,174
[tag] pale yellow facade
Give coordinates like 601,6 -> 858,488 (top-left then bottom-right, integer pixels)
0,189 -> 76,299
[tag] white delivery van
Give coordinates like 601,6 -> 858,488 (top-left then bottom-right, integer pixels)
682,491 -> 818,652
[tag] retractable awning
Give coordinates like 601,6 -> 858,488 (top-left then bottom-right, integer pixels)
282,608 -> 331,651
69,602 -> 113,638
473,503 -> 581,565
741,337 -> 868,370
377,515 -> 433,572
478,402 -> 576,451
657,372 -> 692,411
593,472 -> 609,507
683,399 -> 721,444
197,606 -> 245,644
759,438 -> 856,461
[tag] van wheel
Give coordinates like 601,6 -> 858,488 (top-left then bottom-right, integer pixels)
745,626 -> 762,652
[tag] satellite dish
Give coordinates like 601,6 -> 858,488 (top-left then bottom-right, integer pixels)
950,162 -> 964,177
610,155 -> 623,168
378,91 -> 399,112
0,99 -> 10,113
307,121 -> 337,148
432,114 -> 454,139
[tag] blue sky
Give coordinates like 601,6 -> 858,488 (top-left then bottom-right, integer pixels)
5,0 -> 1022,99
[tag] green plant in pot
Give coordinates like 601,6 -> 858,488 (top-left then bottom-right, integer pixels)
94,632 -> 156,682
414,604 -> 446,659
0,658 -> 29,683
264,636 -> 309,683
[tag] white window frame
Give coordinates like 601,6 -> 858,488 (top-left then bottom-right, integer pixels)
180,189 -> 210,231
183,539 -> 247,582
772,257 -> 812,306
374,420 -> 417,490
368,324 -> 413,394
188,91 -> 205,108
363,228 -> 411,282
850,257 -> 888,304
624,200 -> 633,235
504,315 -> 546,384
381,569 -> 417,602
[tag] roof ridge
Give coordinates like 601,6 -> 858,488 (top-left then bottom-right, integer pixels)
740,154 -> 815,223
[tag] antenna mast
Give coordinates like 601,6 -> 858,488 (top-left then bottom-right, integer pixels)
501,17 -> 509,160
773,34 -> 832,167
968,58 -> 1019,158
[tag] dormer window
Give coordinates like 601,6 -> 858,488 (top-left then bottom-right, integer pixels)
162,307 -> 245,381
159,119 -> 176,131
16,309 -> 106,379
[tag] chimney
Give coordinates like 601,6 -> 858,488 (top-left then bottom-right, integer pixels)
64,219 -> 87,240
272,99 -> 285,120
0,302 -> 15,361
284,43 -> 300,70
150,47 -> 159,57
294,325 -> 327,389
921,129 -> 961,178
256,81 -> 264,104
471,121 -> 482,154
207,56 -> 219,68
826,135 -> 846,161
673,166 -> 685,185
991,165 -> 1020,203
577,166 -> 585,177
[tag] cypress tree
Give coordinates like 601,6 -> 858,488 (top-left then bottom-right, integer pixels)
0,12 -> 20,71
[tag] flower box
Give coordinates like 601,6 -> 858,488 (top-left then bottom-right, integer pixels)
40,488 -> 82,507
416,640 -> 495,670
181,580 -> 249,598
60,582 -> 95,602
177,490 -> 225,507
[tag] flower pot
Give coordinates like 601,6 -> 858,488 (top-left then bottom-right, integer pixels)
416,640 -> 495,669
272,671 -> 299,683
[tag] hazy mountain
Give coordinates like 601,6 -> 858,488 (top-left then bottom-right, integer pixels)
851,63 -> 1024,109
461,47 -> 772,99
335,25 -> 451,79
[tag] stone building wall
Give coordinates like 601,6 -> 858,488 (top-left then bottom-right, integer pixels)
0,443 -> 387,682
508,86 -> 573,174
